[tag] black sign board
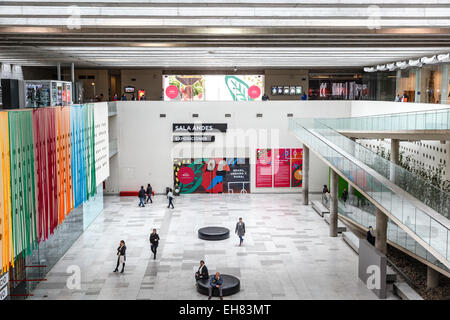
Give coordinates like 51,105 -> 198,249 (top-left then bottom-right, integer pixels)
173,123 -> 227,133
173,135 -> 215,143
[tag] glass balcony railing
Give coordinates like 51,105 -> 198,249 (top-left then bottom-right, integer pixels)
320,107 -> 450,132
289,118 -> 450,265
322,195 -> 449,272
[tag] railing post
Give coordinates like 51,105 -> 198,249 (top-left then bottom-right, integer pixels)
375,208 -> 388,255
303,145 -> 309,205
330,169 -> 338,237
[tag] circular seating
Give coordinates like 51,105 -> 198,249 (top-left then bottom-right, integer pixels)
198,226 -> 230,240
196,274 -> 240,297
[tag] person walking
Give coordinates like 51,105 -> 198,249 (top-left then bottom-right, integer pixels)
138,186 -> 146,207
146,183 -> 153,204
342,188 -> 348,206
167,188 -> 174,209
235,217 -> 246,246
366,226 -> 376,246
121,93 -> 127,101
113,240 -> 126,273
149,228 -> 160,260
208,272 -> 223,300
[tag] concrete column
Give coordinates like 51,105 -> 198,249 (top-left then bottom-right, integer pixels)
440,64 -> 449,104
303,146 -> 309,205
390,139 -> 400,182
415,68 -> 421,103
375,208 -> 388,255
390,139 -> 400,165
71,63 -> 75,84
57,63 -> 61,81
395,69 -> 401,96
348,137 -> 355,199
426,266 -> 440,289
329,169 -> 338,237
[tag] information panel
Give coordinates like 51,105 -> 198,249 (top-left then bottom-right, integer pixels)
93,102 -> 109,183
274,148 -> 290,187
255,149 -> 272,187
291,148 -> 303,187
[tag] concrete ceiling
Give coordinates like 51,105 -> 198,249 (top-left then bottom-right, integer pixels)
1,0 -> 450,68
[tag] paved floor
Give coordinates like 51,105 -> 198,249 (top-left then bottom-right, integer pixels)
30,193 -> 383,300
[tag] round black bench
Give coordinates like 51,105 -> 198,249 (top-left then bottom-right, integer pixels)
196,274 -> 240,297
198,226 -> 230,241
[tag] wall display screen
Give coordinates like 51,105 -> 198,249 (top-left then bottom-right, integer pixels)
270,85 -> 303,95
25,82 -> 50,108
271,86 -> 278,95
163,75 -> 264,101
173,158 -> 250,194
289,86 -> 296,95
124,86 -> 135,93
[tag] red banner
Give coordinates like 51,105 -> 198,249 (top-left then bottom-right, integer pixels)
291,148 -> 303,187
255,149 -> 272,187
274,148 -> 290,187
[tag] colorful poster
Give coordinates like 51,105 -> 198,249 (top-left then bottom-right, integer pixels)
274,148 -> 291,187
173,158 -> 250,194
256,149 -> 272,187
164,75 -> 264,101
163,75 -> 205,101
291,148 -> 303,187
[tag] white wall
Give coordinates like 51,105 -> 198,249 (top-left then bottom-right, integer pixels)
112,100 -> 450,195
114,100 -> 352,194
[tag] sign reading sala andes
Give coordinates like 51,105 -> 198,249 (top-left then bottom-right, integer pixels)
173,123 -> 227,133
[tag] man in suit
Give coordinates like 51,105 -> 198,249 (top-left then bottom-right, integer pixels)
150,228 -> 160,260
195,260 -> 209,281
208,272 -> 223,300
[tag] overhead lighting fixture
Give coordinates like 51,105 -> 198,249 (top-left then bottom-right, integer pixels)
386,63 -> 397,71
396,61 -> 408,69
363,67 -> 376,72
376,64 -> 388,71
408,58 -> 422,67
421,55 -> 439,64
438,53 -> 450,63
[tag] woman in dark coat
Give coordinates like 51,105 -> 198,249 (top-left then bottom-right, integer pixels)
114,240 -> 126,273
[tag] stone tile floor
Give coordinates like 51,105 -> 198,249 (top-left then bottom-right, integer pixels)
29,193 -> 389,300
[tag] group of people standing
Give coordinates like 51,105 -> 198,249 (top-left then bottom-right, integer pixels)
113,228 -> 161,273
138,184 -> 153,207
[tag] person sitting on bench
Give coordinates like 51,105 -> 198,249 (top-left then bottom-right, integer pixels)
195,260 -> 209,281
208,272 -> 223,300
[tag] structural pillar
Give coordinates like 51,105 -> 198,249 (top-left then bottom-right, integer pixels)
426,266 -> 439,289
303,146 -> 309,205
71,63 -> 75,84
348,137 -> 356,199
441,64 -> 449,105
390,139 -> 400,182
329,169 -> 338,237
57,63 -> 61,81
375,208 -> 388,255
